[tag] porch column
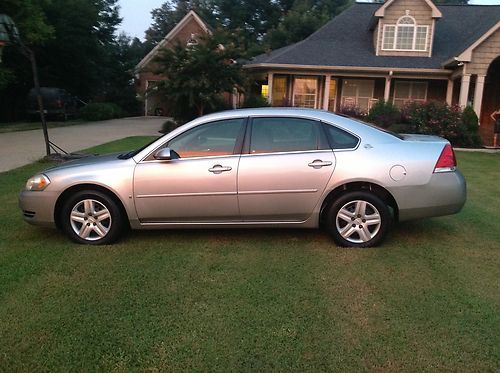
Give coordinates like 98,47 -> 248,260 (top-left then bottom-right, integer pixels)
267,72 -> 274,105
323,75 -> 331,110
446,79 -> 454,106
473,75 -> 486,121
144,80 -> 149,116
459,74 -> 471,108
384,77 -> 391,102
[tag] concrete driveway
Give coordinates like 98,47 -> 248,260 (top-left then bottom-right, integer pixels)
0,117 -> 165,172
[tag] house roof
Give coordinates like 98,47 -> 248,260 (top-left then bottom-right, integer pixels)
247,2 -> 500,70
136,10 -> 211,71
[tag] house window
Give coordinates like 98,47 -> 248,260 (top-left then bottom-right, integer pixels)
393,81 -> 428,107
272,75 -> 288,106
382,16 -> 428,52
341,79 -> 375,112
261,84 -> 269,98
293,77 -> 318,108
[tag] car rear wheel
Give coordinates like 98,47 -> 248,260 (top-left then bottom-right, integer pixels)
326,191 -> 391,248
61,190 -> 124,245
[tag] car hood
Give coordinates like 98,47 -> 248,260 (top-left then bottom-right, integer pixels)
44,152 -> 131,173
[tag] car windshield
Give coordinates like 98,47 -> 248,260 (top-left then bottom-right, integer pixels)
336,114 -> 404,140
118,135 -> 164,159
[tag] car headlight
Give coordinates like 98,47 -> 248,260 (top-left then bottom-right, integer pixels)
25,174 -> 51,191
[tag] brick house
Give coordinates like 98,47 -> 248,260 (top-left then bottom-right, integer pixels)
245,0 -> 500,146
135,10 -> 212,116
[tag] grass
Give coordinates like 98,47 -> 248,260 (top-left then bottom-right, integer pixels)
0,119 -> 85,133
0,137 -> 498,371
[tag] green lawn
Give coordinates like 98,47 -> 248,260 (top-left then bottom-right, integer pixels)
0,119 -> 85,133
0,137 -> 498,371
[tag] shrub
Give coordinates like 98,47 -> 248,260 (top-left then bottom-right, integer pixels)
367,100 -> 401,129
242,94 -> 270,108
160,119 -> 181,134
400,102 -> 482,147
460,106 -> 482,147
80,103 -> 124,121
338,104 -> 365,119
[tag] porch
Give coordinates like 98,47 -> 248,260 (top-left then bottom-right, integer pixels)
257,66 -> 498,146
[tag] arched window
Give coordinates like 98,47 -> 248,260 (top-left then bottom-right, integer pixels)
382,15 -> 428,51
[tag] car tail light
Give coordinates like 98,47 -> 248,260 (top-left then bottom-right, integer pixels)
434,144 -> 456,173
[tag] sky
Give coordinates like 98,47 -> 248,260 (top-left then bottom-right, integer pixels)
117,0 -> 500,40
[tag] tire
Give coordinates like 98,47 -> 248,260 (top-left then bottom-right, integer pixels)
60,190 -> 125,245
325,191 -> 391,248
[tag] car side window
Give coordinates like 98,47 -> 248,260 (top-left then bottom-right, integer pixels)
167,118 -> 245,158
250,117 -> 327,154
323,123 -> 359,149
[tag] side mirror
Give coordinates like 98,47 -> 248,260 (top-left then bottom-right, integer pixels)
154,147 -> 179,160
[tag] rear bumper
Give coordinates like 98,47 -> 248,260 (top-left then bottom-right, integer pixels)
18,190 -> 59,228
391,170 -> 466,222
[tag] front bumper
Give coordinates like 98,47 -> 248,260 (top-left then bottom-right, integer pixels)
19,190 -> 59,228
391,170 -> 467,222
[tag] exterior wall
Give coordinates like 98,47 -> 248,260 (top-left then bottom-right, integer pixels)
468,28 -> 500,76
377,0 -> 434,58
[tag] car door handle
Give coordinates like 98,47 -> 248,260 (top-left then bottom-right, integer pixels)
308,160 -> 332,169
208,165 -> 232,174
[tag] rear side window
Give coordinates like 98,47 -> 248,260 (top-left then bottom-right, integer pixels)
323,123 -> 359,150
250,117 -> 328,154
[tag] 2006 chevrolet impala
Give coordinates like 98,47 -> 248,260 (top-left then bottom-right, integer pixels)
19,108 -> 466,247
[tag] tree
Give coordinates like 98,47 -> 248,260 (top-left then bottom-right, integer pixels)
265,0 -> 353,50
153,32 -> 244,121
0,0 -> 139,121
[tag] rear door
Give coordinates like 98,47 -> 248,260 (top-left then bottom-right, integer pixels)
237,117 -> 335,221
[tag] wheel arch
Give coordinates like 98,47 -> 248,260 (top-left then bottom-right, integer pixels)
54,183 -> 130,230
319,181 -> 399,226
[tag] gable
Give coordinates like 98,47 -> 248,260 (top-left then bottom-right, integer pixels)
375,0 -> 442,19
376,0 -> 435,57
136,10 -> 211,71
468,26 -> 500,75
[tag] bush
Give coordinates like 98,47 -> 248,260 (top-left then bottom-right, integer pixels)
338,104 -> 365,119
80,102 -> 124,121
242,94 -> 270,108
160,119 -> 181,134
367,100 -> 401,129
460,106 -> 482,147
400,102 -> 482,147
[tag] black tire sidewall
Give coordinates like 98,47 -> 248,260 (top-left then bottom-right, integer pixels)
61,190 -> 123,245
326,191 -> 391,248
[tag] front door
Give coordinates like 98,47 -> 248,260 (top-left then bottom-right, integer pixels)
134,118 -> 245,222
238,117 -> 335,221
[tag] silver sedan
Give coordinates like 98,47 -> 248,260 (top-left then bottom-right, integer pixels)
19,108 -> 466,247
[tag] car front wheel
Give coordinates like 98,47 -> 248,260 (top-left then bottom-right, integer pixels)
61,190 -> 124,245
326,191 -> 391,248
